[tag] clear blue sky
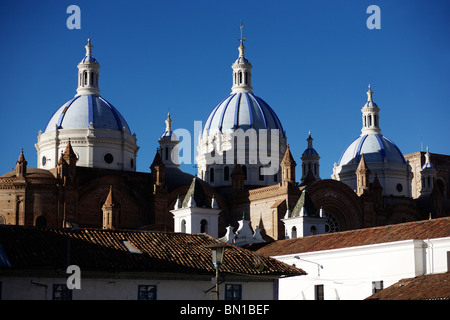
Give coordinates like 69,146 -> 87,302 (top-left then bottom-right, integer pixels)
1,0 -> 449,178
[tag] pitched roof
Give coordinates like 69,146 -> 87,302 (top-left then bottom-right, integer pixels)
256,217 -> 450,257
0,225 -> 305,278
365,272 -> 450,300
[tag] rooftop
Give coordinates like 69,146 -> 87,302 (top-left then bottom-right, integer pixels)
256,217 -> 450,257
365,271 -> 450,300
0,225 -> 305,278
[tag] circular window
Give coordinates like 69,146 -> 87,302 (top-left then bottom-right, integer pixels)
396,183 -> 403,192
42,156 -> 47,166
104,153 -> 114,164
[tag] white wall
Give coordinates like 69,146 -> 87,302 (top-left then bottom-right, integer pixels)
0,274 -> 276,300
274,237 -> 450,300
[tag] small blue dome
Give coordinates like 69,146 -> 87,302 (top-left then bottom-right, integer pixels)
338,134 -> 405,166
422,162 -> 435,170
80,55 -> 98,63
302,148 -> 319,156
45,95 -> 131,133
203,92 -> 285,137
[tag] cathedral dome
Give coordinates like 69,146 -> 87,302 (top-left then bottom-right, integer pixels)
44,95 -> 131,133
202,92 -> 285,137
338,133 -> 405,166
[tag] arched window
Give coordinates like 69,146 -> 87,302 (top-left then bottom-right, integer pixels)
181,219 -> 186,233
200,219 -> 208,233
83,71 -> 87,86
224,166 -> 230,181
165,147 -> 169,161
89,72 -> 93,86
291,226 -> 297,239
259,166 -> 264,181
310,225 -> 317,236
210,168 -> 215,183
274,172 -> 278,182
36,216 -> 47,227
242,165 -> 247,180
0,215 -> 5,225
374,115 -> 378,127
368,114 -> 372,127
239,72 -> 242,84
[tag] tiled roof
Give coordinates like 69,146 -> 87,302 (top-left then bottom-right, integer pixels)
256,217 -> 450,257
0,225 -> 305,277
365,272 -> 450,300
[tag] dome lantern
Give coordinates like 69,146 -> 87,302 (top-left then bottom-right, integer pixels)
231,21 -> 253,94
76,38 -> 100,96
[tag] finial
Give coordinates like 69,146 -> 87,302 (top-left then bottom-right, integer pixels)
367,84 -> 373,102
165,112 -> 173,132
85,38 -> 93,56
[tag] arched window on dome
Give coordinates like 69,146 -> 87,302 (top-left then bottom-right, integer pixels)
83,71 -> 87,86
165,147 -> 169,161
259,166 -> 264,181
242,165 -> 247,180
210,168 -> 215,183
239,72 -> 243,84
89,72 -> 93,86
368,114 -> 372,127
374,115 -> 378,127
224,166 -> 229,181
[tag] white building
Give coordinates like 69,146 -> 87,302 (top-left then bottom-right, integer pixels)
256,217 -> 450,300
0,225 -> 304,300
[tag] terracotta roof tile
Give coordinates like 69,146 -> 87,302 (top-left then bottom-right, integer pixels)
365,272 -> 450,300
256,217 -> 450,257
0,226 -> 305,277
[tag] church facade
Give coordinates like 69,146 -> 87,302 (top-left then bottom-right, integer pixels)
0,34 -> 449,242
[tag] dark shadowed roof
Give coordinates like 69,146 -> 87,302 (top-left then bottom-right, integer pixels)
0,225 -> 305,278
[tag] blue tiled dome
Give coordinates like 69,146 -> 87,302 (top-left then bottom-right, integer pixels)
44,95 -> 131,133
338,134 -> 405,166
203,92 -> 285,137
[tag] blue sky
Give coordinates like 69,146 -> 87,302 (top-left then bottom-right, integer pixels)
0,0 -> 449,178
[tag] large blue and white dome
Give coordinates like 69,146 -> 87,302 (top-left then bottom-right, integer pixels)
45,95 -> 131,133
196,32 -> 287,188
338,133 -> 405,166
332,85 -> 411,197
36,39 -> 138,172
203,92 -> 285,137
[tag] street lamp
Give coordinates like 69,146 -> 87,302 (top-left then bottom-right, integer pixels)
207,243 -> 227,300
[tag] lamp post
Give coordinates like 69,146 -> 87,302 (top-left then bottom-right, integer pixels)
207,243 -> 226,300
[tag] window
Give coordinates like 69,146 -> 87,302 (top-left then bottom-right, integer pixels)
224,166 -> 229,181
242,165 -> 247,180
259,166 -> 264,181
104,153 -> 114,164
0,216 -> 5,225
53,284 -> 72,300
372,281 -> 383,294
225,284 -> 242,300
138,285 -> 157,300
446,252 -> 450,271
291,226 -> 297,239
396,183 -> 403,192
42,156 -> 47,167
210,168 -> 215,183
35,216 -> 47,227
165,147 -> 169,161
274,172 -> 278,182
200,219 -> 208,233
314,284 -> 324,300
181,219 -> 186,233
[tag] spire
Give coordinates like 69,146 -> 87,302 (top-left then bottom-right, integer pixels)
77,38 -> 100,96
361,84 -> 381,135
15,148 -> 27,179
231,21 -> 253,93
158,113 -> 179,168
